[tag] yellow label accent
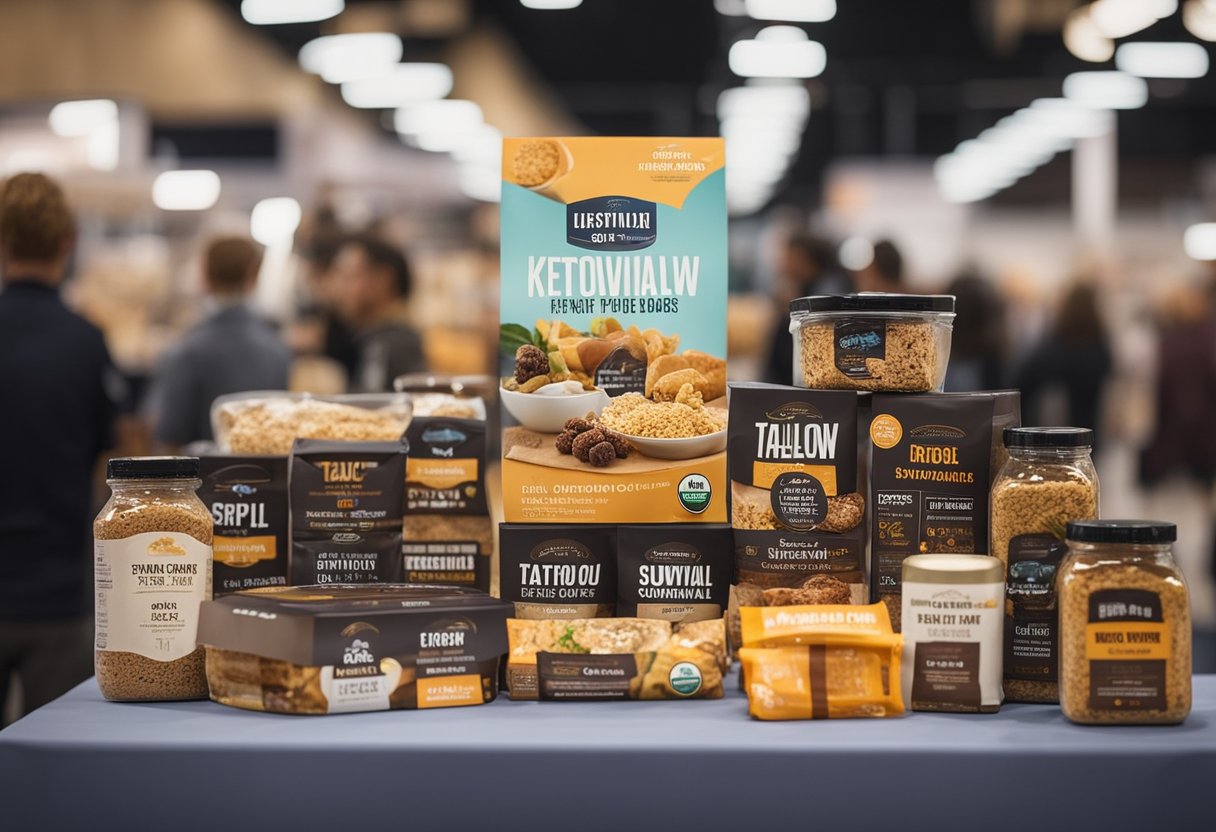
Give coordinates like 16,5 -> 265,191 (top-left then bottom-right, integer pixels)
407,457 -> 479,490
1085,622 -> 1172,661
417,674 -> 484,709
870,414 -> 903,449
751,462 -> 838,494
501,454 -> 726,524
741,603 -> 895,648
213,535 -> 277,566
502,137 -> 725,209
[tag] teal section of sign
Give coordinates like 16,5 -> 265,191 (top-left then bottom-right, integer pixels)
500,168 -> 727,358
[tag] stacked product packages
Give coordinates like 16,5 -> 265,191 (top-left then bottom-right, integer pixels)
401,392 -> 494,592
498,136 -> 733,700
729,292 -> 1024,718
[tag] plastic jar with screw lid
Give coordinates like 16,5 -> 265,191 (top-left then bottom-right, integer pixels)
94,456 -> 213,701
1059,520 -> 1191,725
990,427 -> 1098,703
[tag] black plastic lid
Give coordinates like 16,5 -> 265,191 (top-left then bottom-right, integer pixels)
1067,520 -> 1177,545
1003,427 -> 1094,448
107,456 -> 200,480
789,293 -> 956,315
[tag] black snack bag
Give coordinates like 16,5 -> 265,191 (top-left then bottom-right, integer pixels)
499,524 -> 616,619
289,439 -> 407,584
405,415 -> 488,515
616,525 -> 733,622
200,455 -> 289,596
868,391 -> 1020,630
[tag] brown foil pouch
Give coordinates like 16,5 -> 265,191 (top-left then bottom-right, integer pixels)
199,455 -> 289,596
499,524 -> 616,619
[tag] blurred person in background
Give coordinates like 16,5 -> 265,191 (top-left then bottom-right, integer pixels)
332,234 -> 427,392
943,269 -> 1007,392
289,208 -> 360,383
763,233 -> 851,385
853,239 -> 905,293
148,236 -> 291,448
1015,282 -> 1112,449
0,173 -> 119,723
1139,282 -> 1216,489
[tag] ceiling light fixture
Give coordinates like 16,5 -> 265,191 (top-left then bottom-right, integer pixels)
1115,41 -> 1210,78
1063,70 -> 1148,109
299,34 -> 403,84
744,0 -> 836,23
729,27 -> 826,78
152,170 -> 221,211
340,64 -> 454,108
241,0 -> 343,26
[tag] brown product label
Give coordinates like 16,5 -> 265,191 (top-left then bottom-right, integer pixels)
537,653 -> 639,700
911,641 -> 982,712
734,526 -> 865,587
833,319 -> 886,378
514,602 -> 611,620
635,602 -> 722,622
1086,589 -> 1170,712
402,539 -> 488,591
808,644 -> 829,718
1004,533 -> 1066,682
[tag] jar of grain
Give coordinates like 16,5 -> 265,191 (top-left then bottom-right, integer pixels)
990,427 -> 1098,704
95,457 -> 213,701
1059,521 -> 1191,725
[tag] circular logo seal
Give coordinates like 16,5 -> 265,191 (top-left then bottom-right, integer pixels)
870,413 -> 903,449
677,474 -> 712,514
770,472 -> 827,531
668,661 -> 703,696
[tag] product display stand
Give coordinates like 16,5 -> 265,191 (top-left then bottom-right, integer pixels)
3,674 -> 1215,830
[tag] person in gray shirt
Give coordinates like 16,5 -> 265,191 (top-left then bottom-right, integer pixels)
150,236 -> 292,447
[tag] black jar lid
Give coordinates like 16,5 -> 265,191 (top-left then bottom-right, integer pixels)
1067,520 -> 1177,545
107,456 -> 200,480
789,293 -> 956,315
1003,427 -> 1094,448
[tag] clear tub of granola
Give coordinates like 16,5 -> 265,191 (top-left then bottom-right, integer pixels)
790,294 -> 955,392
210,391 -> 411,456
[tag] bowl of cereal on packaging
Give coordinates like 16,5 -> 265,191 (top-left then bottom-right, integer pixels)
790,293 -> 955,392
500,383 -> 610,434
599,391 -> 727,460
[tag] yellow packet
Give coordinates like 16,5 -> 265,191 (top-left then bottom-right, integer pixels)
739,639 -> 905,720
740,602 -> 894,648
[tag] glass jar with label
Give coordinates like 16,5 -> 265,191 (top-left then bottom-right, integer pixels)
989,427 -> 1098,703
94,457 -> 213,701
1058,521 -> 1190,725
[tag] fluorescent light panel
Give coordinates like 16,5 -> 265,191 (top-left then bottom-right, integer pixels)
241,0 -> 343,25
299,34 -> 402,84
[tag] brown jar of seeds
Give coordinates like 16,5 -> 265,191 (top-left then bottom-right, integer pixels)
94,457 -> 213,701
990,428 -> 1098,704
1059,521 -> 1191,725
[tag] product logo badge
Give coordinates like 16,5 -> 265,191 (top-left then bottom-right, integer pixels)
677,473 -> 712,514
566,195 -> 658,251
909,424 -> 967,441
343,638 -> 376,666
146,536 -> 186,556
765,402 -> 823,422
668,661 -> 703,696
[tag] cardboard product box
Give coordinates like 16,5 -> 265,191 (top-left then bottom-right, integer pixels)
499,137 -> 728,524
867,391 -> 1020,631
198,455 -> 289,596
616,524 -> 733,622
498,523 -> 617,619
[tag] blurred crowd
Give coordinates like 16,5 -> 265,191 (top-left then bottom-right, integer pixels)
5,170 -> 1216,724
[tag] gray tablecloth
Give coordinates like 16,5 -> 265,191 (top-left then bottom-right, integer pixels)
2,675 -> 1214,831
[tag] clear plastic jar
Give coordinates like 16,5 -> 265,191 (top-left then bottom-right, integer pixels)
94,457 -> 213,701
990,428 -> 1098,703
1059,521 -> 1191,725
789,293 -> 955,391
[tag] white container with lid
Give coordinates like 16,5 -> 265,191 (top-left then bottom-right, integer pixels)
900,554 -> 1005,713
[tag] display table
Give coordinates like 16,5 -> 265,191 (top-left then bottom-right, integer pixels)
3,675 -> 1215,830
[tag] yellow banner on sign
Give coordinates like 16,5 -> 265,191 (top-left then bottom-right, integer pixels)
418,674 -> 484,709
1085,621 -> 1172,661
213,535 -> 277,566
407,458 -> 479,490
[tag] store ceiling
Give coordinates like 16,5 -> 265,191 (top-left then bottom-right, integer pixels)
220,0 -> 1216,204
